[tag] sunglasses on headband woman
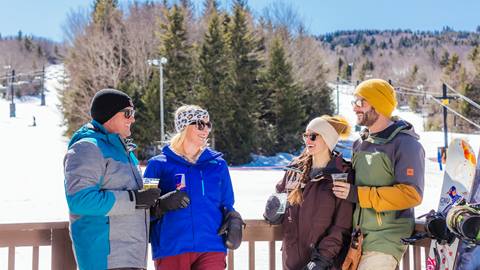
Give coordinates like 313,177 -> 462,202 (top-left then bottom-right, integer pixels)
303,132 -> 319,141
189,119 -> 212,131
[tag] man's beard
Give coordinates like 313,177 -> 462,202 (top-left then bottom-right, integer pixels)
357,108 -> 379,127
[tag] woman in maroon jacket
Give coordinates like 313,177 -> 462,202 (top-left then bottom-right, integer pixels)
276,115 -> 354,270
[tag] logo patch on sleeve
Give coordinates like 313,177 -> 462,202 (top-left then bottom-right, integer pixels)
406,168 -> 414,176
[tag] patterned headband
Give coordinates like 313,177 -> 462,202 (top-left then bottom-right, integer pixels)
175,108 -> 209,133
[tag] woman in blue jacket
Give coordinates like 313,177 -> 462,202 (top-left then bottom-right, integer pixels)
144,105 -> 243,270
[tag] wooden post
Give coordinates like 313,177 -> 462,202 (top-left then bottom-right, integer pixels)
8,246 -> 15,270
248,241 -> 255,270
32,246 -> 39,270
228,249 -> 234,270
51,228 -> 77,270
268,241 -> 276,270
402,246 -> 410,270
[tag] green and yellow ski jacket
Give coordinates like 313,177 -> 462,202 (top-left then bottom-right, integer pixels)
351,119 -> 425,262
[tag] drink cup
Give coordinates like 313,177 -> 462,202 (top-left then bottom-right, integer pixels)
143,178 -> 159,190
332,173 -> 348,183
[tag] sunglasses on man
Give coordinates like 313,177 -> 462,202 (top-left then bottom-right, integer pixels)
189,120 -> 212,131
303,132 -> 319,142
351,98 -> 365,108
120,108 -> 135,119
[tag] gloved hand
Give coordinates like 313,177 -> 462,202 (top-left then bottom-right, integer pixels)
302,249 -> 333,270
151,190 -> 190,218
134,188 -> 161,209
218,209 -> 245,250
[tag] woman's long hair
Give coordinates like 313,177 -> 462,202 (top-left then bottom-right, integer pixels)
287,115 -> 350,205
287,150 -> 313,205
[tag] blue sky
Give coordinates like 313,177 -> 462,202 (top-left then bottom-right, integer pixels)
0,0 -> 479,42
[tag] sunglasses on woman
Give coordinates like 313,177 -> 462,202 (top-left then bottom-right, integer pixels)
189,120 -> 212,131
303,132 -> 319,141
119,108 -> 135,119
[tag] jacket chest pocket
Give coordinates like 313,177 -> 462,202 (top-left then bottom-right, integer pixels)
354,151 -> 394,186
104,159 -> 137,190
201,171 -> 222,203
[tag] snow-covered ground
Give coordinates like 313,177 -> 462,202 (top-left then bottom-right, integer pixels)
0,68 -> 479,269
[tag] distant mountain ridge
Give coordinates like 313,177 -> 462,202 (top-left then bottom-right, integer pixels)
315,28 -> 480,85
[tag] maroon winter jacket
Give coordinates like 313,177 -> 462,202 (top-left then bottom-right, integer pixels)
276,154 -> 354,270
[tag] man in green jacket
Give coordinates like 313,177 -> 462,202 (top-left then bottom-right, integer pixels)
333,79 -> 425,270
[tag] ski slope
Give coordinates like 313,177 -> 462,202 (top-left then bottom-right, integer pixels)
0,68 -> 479,269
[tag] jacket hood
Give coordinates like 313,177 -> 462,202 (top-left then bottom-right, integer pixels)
362,117 -> 420,145
162,145 -> 223,165
68,120 -> 124,149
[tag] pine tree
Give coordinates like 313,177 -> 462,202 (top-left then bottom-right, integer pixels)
121,80 -> 159,159
197,11 -> 235,158
301,64 -> 333,122
440,50 -> 450,67
439,53 -> 469,132
24,37 -> 33,52
202,0 -> 219,17
61,0 -> 129,136
91,0 -> 129,71
93,0 -> 119,32
407,64 -> 421,112
262,38 -> 305,154
461,47 -> 480,132
462,78 -> 480,130
222,0 -> 262,164
159,4 -> 195,134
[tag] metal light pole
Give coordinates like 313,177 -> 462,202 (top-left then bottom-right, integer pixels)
336,76 -> 339,114
3,65 -> 10,99
9,69 -> 16,117
40,65 -> 45,106
147,57 -> 168,145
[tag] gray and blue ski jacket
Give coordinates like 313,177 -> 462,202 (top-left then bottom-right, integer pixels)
64,120 -> 148,270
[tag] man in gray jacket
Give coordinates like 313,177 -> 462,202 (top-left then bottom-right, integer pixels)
64,89 -> 161,270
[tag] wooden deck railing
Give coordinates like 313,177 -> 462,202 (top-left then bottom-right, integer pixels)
0,220 -> 429,270
0,222 -> 76,270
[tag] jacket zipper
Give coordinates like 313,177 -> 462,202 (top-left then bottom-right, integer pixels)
144,209 -> 148,264
200,170 -> 205,196
188,166 -> 195,249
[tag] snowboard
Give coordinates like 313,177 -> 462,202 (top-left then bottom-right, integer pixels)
426,138 -> 477,270
453,145 -> 480,270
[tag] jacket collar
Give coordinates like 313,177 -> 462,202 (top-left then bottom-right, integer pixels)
162,145 -> 223,165
310,152 -> 350,181
68,120 -> 127,151
361,117 -> 420,145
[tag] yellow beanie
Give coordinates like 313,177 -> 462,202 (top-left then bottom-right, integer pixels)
354,79 -> 397,118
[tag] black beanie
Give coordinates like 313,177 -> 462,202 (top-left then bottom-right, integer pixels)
90,88 -> 133,124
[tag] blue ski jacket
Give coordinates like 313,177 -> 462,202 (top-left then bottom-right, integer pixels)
144,145 -> 235,259
64,120 -> 148,270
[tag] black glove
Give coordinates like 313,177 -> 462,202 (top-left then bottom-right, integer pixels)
134,188 -> 161,209
302,249 -> 333,270
151,190 -> 190,218
218,209 -> 245,250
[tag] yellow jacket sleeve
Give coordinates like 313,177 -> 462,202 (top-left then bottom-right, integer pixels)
357,184 -> 422,212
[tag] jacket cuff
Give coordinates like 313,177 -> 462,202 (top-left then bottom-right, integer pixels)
357,186 -> 373,208
346,185 -> 359,203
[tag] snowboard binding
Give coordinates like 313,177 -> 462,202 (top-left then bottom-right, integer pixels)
402,210 -> 456,245
446,199 -> 480,246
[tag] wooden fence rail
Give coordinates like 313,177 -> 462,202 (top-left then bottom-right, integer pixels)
0,220 -> 429,270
